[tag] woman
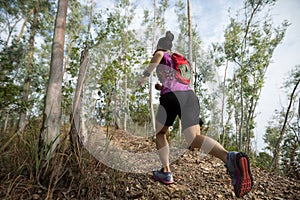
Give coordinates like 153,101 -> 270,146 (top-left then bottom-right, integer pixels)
138,31 -> 253,198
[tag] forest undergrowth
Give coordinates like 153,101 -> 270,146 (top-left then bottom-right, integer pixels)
0,124 -> 299,200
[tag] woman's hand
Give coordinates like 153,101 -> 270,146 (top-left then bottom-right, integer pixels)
138,76 -> 148,86
155,83 -> 163,90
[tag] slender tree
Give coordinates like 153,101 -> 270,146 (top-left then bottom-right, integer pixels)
175,0 -> 188,54
271,70 -> 300,172
18,0 -> 39,132
222,0 -> 289,152
149,0 -> 157,133
187,0 -> 193,88
40,0 -> 68,155
141,0 -> 169,134
69,0 -> 94,146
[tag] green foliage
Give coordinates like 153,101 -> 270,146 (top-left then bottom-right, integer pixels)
224,19 -> 242,61
264,123 -> 281,154
281,129 -> 300,179
80,0 -> 151,130
175,0 -> 188,53
0,40 -> 26,112
283,65 -> 300,89
0,0 -> 56,126
129,98 -> 151,126
216,0 -> 289,152
142,0 -> 169,41
276,66 -> 300,178
264,67 -> 300,177
254,152 -> 272,170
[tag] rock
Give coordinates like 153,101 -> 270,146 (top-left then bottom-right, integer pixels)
32,194 -> 40,200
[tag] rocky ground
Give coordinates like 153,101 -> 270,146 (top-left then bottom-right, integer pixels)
84,127 -> 300,200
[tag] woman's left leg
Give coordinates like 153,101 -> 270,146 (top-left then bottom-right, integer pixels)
153,121 -> 174,184
183,124 -> 228,163
155,121 -> 171,172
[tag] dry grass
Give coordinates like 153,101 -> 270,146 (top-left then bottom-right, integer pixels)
0,123 -> 131,200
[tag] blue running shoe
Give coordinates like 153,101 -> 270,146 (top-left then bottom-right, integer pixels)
226,152 -> 253,197
153,168 -> 174,185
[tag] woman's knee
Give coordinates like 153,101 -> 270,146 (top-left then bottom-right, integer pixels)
183,125 -> 202,146
156,126 -> 169,135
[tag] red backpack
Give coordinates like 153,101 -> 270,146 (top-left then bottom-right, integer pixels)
171,51 -> 192,85
155,49 -> 192,85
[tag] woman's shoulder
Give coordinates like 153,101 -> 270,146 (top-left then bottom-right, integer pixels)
153,49 -> 165,56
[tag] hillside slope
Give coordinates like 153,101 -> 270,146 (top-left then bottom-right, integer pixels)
85,127 -> 300,200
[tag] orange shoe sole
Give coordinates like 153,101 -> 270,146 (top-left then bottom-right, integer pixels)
235,153 -> 254,197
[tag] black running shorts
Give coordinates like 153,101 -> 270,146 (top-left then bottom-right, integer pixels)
156,90 -> 200,130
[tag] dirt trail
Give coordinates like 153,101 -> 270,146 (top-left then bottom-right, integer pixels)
84,127 -> 300,200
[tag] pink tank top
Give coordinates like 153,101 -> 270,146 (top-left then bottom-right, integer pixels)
156,51 -> 191,95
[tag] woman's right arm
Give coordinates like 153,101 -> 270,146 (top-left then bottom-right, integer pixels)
138,51 -> 164,86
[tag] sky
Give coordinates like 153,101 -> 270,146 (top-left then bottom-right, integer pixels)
230,1 -> 298,152
253,0 -> 300,151
94,0 -> 300,152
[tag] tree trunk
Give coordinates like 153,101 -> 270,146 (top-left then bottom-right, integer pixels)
40,0 -> 68,155
16,9 -> 34,42
187,0 -> 193,88
5,18 -> 22,45
298,97 -> 300,117
271,79 -> 300,172
69,0 -> 94,144
149,0 -> 157,134
221,60 -> 228,146
70,48 -> 89,144
18,2 -> 39,133
245,101 -> 252,154
2,111 -> 9,134
238,76 -> 244,151
124,61 -> 128,131
246,83 -> 263,154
